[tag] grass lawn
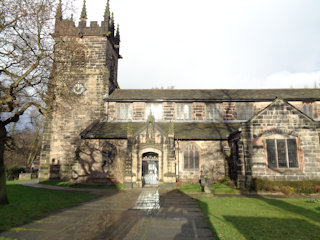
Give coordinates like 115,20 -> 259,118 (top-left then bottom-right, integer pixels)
197,196 -> 320,240
178,183 -> 240,194
0,181 -> 99,232
212,183 -> 240,194
178,183 -> 202,193
39,180 -> 123,190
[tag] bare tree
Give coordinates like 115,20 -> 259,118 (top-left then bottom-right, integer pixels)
0,0 -> 77,205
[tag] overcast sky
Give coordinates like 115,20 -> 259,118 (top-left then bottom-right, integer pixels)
72,0 -> 320,89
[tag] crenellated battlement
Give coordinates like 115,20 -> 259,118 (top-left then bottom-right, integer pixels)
56,20 -> 109,37
54,0 -> 120,54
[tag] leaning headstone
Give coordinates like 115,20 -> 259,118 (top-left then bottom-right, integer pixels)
200,173 -> 213,193
19,173 -> 32,180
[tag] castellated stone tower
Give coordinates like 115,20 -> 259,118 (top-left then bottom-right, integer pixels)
39,0 -> 121,180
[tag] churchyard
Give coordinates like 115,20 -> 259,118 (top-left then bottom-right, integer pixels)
0,180 -> 319,240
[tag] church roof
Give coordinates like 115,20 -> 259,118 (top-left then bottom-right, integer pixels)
81,122 -> 240,140
107,89 -> 320,102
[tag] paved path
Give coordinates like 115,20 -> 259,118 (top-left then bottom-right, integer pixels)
1,184 -> 215,240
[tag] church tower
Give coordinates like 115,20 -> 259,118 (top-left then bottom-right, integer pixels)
39,0 -> 121,180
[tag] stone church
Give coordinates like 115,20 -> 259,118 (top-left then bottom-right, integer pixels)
39,0 -> 320,188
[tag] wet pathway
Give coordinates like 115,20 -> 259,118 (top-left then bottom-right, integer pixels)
0,185 -> 215,240
133,188 -> 160,211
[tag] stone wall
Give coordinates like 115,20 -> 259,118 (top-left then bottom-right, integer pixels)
245,98 -> 320,181
163,102 -> 175,120
176,140 -> 228,183
192,103 -> 206,120
39,34 -> 118,180
72,139 -> 127,184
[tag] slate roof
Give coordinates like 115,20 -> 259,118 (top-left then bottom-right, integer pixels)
107,89 -> 320,102
81,122 -> 240,140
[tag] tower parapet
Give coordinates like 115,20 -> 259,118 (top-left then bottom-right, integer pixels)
54,0 -> 120,56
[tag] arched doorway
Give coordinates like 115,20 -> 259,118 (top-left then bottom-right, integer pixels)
142,152 -> 159,186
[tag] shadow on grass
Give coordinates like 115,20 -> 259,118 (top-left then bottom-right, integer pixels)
0,184 -> 119,232
258,197 -> 320,223
39,180 -> 123,190
196,199 -> 220,239
223,216 -> 320,240
194,192 -> 320,240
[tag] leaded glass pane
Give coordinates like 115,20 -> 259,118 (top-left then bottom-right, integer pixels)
128,104 -> 133,119
309,105 -> 313,118
195,151 -> 199,168
277,140 -> 287,168
287,139 -> 298,168
267,139 -> 276,168
249,105 -> 253,118
303,105 -> 307,115
188,105 -> 192,120
120,105 -> 124,119
190,151 -> 194,168
184,105 -> 188,119
184,151 -> 188,169
241,105 -> 245,120
125,104 -> 128,119
206,105 -> 210,120
117,105 -> 121,119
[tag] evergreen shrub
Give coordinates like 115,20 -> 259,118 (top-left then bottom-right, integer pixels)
251,178 -> 320,194
6,166 -> 25,180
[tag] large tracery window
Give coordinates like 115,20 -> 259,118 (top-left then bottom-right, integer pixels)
266,139 -> 298,168
184,145 -> 200,169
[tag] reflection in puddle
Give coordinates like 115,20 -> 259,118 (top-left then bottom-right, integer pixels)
133,188 -> 160,214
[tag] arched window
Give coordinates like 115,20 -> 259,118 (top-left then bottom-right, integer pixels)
184,145 -> 199,169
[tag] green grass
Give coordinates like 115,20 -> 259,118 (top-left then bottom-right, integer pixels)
6,180 -> 36,185
39,180 -> 123,190
197,196 -> 320,240
178,183 -> 240,194
38,180 -> 70,187
212,183 -> 240,194
178,183 -> 202,193
0,183 -> 99,231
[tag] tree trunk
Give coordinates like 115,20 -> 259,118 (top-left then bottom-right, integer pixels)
0,123 -> 9,205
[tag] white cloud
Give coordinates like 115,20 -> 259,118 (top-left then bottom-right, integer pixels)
264,71 -> 320,89
72,0 -> 320,90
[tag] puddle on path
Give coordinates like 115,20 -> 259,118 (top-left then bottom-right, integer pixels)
132,188 -> 160,214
